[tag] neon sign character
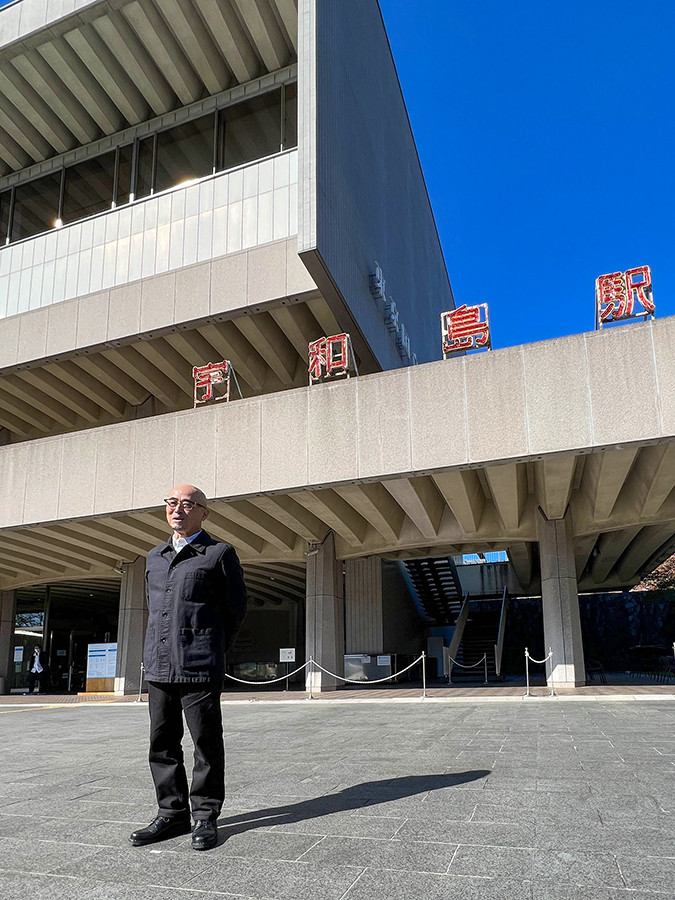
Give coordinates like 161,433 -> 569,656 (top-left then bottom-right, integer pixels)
308,333 -> 354,383
193,360 -> 231,405
441,304 -> 491,357
596,265 -> 654,328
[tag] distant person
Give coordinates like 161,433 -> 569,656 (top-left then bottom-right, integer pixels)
130,484 -> 247,851
26,644 -> 47,694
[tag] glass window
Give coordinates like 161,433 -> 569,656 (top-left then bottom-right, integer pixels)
62,152 -> 115,223
136,135 -> 155,200
10,171 -> 62,242
221,89 -> 282,171
0,190 -> 10,244
155,114 -> 214,194
116,144 -> 133,206
283,83 -> 297,150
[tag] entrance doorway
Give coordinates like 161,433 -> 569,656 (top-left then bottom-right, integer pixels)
11,580 -> 120,693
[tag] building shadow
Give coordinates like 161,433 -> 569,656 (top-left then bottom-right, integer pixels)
216,770 -> 490,844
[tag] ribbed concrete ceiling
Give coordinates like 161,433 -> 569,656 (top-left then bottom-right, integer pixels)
0,294 -> 340,441
1,442 -> 673,594
0,0 -> 298,175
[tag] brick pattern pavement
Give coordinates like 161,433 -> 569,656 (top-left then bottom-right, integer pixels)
0,700 -> 674,898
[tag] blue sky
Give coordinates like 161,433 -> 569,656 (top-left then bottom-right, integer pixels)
0,0 -> 671,349
380,0 -> 675,348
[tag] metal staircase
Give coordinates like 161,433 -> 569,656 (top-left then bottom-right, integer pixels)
450,590 -> 510,683
403,556 -> 464,625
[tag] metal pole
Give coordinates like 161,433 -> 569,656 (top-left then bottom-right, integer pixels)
483,653 -> 488,685
548,649 -> 555,697
421,651 -> 427,699
525,647 -> 530,697
308,656 -> 314,700
136,662 -> 145,702
285,661 -> 289,692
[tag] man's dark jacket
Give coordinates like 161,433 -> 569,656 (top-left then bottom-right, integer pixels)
143,530 -> 247,683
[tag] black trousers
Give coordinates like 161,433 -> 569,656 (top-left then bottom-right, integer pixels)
147,681 -> 224,821
27,671 -> 42,692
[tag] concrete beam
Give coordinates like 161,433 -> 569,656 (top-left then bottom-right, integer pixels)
485,463 -> 527,531
93,9 -> 175,116
433,469 -> 485,534
535,456 -> 576,520
582,447 -> 639,521
383,477 -> 444,540
193,0 -> 260,84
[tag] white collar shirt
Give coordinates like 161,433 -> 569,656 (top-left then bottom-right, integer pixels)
172,530 -> 202,553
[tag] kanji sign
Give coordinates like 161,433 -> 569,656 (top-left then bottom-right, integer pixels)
193,360 -> 231,405
595,265 -> 654,328
308,333 -> 355,383
441,304 -> 491,356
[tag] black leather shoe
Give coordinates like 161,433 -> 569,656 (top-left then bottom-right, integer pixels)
129,815 -> 191,846
191,818 -> 218,850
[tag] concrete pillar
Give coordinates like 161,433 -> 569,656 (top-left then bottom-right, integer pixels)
537,509 -> 586,687
0,591 -> 16,694
305,532 -> 344,692
115,557 -> 147,696
345,557 -> 383,654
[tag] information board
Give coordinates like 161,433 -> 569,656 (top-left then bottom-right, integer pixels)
85,642 -> 117,692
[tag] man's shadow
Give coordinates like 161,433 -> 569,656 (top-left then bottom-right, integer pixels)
216,770 -> 490,843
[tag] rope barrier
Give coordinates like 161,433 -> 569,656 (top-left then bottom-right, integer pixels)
223,661 -> 310,686
220,653 -> 428,699
445,651 -> 489,685
524,647 -> 555,697
445,653 -> 485,669
311,654 -> 425,685
448,653 -> 488,684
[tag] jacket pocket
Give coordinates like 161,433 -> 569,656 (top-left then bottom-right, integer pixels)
178,627 -> 214,671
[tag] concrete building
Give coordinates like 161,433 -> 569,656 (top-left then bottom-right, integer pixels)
0,0 -> 673,694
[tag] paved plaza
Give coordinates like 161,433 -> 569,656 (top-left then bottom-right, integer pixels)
0,697 -> 674,899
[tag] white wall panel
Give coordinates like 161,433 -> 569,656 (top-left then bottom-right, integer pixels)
0,152 -> 298,320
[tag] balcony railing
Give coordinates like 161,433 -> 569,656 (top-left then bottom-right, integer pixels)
0,149 -> 297,320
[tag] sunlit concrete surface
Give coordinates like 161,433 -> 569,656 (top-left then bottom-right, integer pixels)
1,699 -> 674,899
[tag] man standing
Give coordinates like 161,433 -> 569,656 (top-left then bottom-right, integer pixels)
130,485 -> 247,851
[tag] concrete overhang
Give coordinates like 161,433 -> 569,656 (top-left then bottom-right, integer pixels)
0,0 -> 297,175
0,237 -> 342,441
0,316 -> 673,593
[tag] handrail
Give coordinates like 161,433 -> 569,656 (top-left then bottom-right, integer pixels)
493,587 -> 510,676
444,592 -> 470,680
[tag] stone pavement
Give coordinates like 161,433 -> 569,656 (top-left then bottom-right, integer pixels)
0,697 -> 674,899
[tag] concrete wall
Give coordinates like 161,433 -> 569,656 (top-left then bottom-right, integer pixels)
1,317 -> 673,530
0,236 -> 315,370
382,562 -> 423,655
298,0 -> 453,368
456,562 -> 524,597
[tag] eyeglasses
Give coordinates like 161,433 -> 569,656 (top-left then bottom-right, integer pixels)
164,498 -> 206,512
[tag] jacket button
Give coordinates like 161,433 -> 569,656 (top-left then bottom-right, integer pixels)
160,637 -> 167,643
162,612 -> 168,617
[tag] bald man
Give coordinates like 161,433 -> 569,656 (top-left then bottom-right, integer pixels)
130,485 -> 247,851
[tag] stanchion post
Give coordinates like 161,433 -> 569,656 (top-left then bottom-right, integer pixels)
483,653 -> 488,685
308,656 -> 314,700
525,647 -> 530,697
548,648 -> 555,697
136,662 -> 145,703
421,651 -> 427,700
